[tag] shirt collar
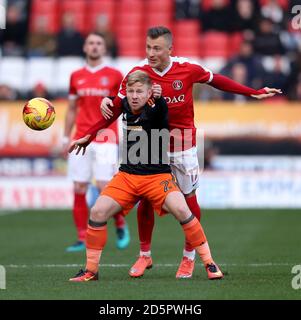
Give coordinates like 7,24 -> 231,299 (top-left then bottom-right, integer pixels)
151,58 -> 173,77
85,62 -> 106,73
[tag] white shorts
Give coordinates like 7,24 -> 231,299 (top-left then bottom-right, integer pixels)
68,142 -> 118,183
168,146 -> 200,195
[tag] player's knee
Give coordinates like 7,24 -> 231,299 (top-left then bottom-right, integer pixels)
90,205 -> 108,222
174,205 -> 191,221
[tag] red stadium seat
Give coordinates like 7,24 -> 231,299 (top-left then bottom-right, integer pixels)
146,0 -> 174,12
88,0 -> 115,20
117,11 -> 144,25
31,0 -> 58,14
174,20 -> 201,37
228,32 -> 243,57
119,0 -> 144,12
173,36 -> 201,57
144,12 -> 173,28
60,0 -> 87,13
118,37 -> 144,57
90,0 -> 115,11
201,32 -> 229,58
201,0 -> 230,11
259,0 -> 288,9
115,24 -> 143,39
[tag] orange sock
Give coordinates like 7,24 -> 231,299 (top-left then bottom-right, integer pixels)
195,242 -> 213,266
181,216 -> 206,247
181,216 -> 213,265
85,222 -> 107,274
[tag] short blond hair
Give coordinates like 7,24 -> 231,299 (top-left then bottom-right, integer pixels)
126,70 -> 152,88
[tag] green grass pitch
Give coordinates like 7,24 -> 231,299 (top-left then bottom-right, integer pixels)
0,209 -> 300,300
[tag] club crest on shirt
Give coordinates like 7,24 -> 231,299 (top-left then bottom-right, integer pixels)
100,77 -> 109,86
172,80 -> 183,90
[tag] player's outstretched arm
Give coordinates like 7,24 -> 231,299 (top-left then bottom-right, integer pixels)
69,106 -> 122,155
251,87 -> 282,99
210,74 -> 282,99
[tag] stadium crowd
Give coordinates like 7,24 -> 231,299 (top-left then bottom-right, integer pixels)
0,0 -> 300,100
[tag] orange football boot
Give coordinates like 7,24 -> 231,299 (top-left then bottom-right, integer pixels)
176,257 -> 195,279
129,256 -> 153,278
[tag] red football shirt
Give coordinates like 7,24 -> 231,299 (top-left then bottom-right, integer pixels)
69,63 -> 123,143
117,57 -> 213,151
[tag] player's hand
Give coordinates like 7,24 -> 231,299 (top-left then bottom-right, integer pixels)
100,97 -> 114,119
152,84 -> 162,99
61,136 -> 70,159
68,135 -> 91,155
251,87 -> 282,99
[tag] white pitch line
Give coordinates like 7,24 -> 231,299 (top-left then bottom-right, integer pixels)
3,262 -> 296,268
0,210 -> 22,217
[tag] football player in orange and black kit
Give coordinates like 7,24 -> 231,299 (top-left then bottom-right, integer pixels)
68,70 -> 223,282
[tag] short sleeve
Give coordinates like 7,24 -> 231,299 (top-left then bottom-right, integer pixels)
68,73 -> 78,100
189,62 -> 213,84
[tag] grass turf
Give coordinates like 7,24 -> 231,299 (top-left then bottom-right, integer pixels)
0,209 -> 300,300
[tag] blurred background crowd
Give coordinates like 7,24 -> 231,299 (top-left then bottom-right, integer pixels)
0,0 -> 301,210
0,0 -> 300,100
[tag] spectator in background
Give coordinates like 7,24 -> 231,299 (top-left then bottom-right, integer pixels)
261,0 -> 285,27
0,84 -> 19,100
0,3 -> 27,56
286,52 -> 301,100
222,63 -> 249,102
296,74 -> 301,101
222,41 -> 264,89
253,18 -> 285,56
200,0 -> 232,32
28,82 -> 52,100
27,16 -> 56,57
231,0 -> 259,38
56,13 -> 84,56
175,0 -> 201,20
262,55 -> 290,95
94,14 -> 118,59
203,140 -> 219,170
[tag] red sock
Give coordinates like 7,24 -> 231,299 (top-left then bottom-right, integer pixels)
184,195 -> 202,251
113,212 -> 126,228
137,199 -> 154,252
73,193 -> 88,242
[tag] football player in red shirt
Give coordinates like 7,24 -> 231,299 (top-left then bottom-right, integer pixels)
63,32 -> 130,252
99,26 -> 281,278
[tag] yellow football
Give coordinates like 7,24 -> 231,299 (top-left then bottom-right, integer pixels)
23,97 -> 55,131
